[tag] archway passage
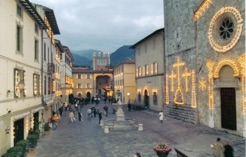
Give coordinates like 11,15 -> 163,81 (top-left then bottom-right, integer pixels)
14,118 -> 24,146
220,88 -> 236,130
144,89 -> 149,109
96,75 -> 111,98
86,92 -> 91,100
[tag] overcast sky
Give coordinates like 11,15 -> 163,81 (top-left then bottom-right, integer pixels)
31,0 -> 164,53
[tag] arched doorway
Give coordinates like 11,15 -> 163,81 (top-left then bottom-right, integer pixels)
144,89 -> 149,109
219,65 -> 237,130
86,92 -> 91,100
96,75 -> 111,98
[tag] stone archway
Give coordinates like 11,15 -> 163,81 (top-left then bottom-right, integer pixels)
219,65 -> 237,130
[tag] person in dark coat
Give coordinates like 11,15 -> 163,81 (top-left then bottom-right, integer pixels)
78,112 -> 82,121
224,140 -> 234,157
98,112 -> 102,124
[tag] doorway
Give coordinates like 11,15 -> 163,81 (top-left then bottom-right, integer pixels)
144,89 -> 149,109
220,88 -> 236,130
14,118 -> 24,146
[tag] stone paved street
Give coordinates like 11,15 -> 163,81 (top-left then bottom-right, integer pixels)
32,103 -> 245,157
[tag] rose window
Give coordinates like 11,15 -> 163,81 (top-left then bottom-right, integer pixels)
219,18 -> 234,40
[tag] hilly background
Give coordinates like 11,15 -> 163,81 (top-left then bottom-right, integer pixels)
71,45 -> 135,67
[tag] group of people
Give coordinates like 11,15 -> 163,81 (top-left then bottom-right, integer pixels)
212,137 -> 234,157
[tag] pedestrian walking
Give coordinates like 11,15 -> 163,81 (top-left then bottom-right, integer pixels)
159,111 -> 164,123
78,112 -> 82,121
69,110 -> 75,123
103,106 -> 108,117
98,112 -> 102,124
224,140 -> 234,157
127,102 -> 131,112
211,137 -> 224,157
87,108 -> 91,120
59,106 -> 63,117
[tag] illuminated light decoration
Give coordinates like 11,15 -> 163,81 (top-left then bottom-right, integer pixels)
199,78 -> 207,91
24,71 -> 27,96
44,16 -> 55,44
206,60 -> 215,110
169,70 -> 176,92
182,68 -> 191,92
213,58 -> 240,78
193,0 -> 213,22
165,74 -> 169,105
174,87 -> 184,105
34,75 -> 37,95
208,7 -> 243,53
191,70 -> 197,108
173,57 -> 185,105
238,55 -> 246,114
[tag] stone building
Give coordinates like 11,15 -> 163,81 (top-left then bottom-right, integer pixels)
164,0 -> 246,137
72,52 -> 113,100
131,28 -> 165,111
113,60 -> 136,104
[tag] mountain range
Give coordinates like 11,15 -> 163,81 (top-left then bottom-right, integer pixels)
71,45 -> 135,68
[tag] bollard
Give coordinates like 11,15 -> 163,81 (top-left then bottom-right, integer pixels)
99,120 -> 104,127
138,123 -> 143,131
104,126 -> 109,133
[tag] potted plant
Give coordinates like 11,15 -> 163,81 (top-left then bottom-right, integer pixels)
44,122 -> 50,136
6,145 -> 23,157
16,139 -> 30,155
153,142 -> 172,157
27,134 -> 38,148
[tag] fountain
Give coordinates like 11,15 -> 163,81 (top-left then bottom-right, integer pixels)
103,99 -> 136,131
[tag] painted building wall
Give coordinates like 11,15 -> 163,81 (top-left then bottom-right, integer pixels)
134,29 -> 164,111
0,0 -> 44,155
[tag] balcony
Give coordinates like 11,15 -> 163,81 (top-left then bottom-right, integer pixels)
48,63 -> 55,74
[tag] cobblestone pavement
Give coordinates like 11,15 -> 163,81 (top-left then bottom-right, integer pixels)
32,102 -> 245,157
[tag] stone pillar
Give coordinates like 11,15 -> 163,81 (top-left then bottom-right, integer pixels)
104,126 -> 109,133
138,124 -> 143,131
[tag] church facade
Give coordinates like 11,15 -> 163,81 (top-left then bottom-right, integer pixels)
164,0 -> 246,137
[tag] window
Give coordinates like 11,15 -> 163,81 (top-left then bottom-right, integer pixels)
142,66 -> 145,76
153,92 -> 157,105
87,83 -> 90,88
78,84 -> 81,89
34,39 -> 39,61
44,43 -> 46,61
33,74 -> 40,96
52,79 -> 55,94
145,65 -> 149,75
17,25 -> 23,53
136,68 -> 138,77
78,74 -> 81,79
44,76 -> 47,95
150,64 -> 153,75
154,62 -> 158,74
48,77 -> 51,95
17,5 -> 22,18
138,67 -> 141,77
14,69 -> 25,98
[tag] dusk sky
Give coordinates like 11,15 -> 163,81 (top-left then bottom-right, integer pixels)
31,0 -> 164,53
